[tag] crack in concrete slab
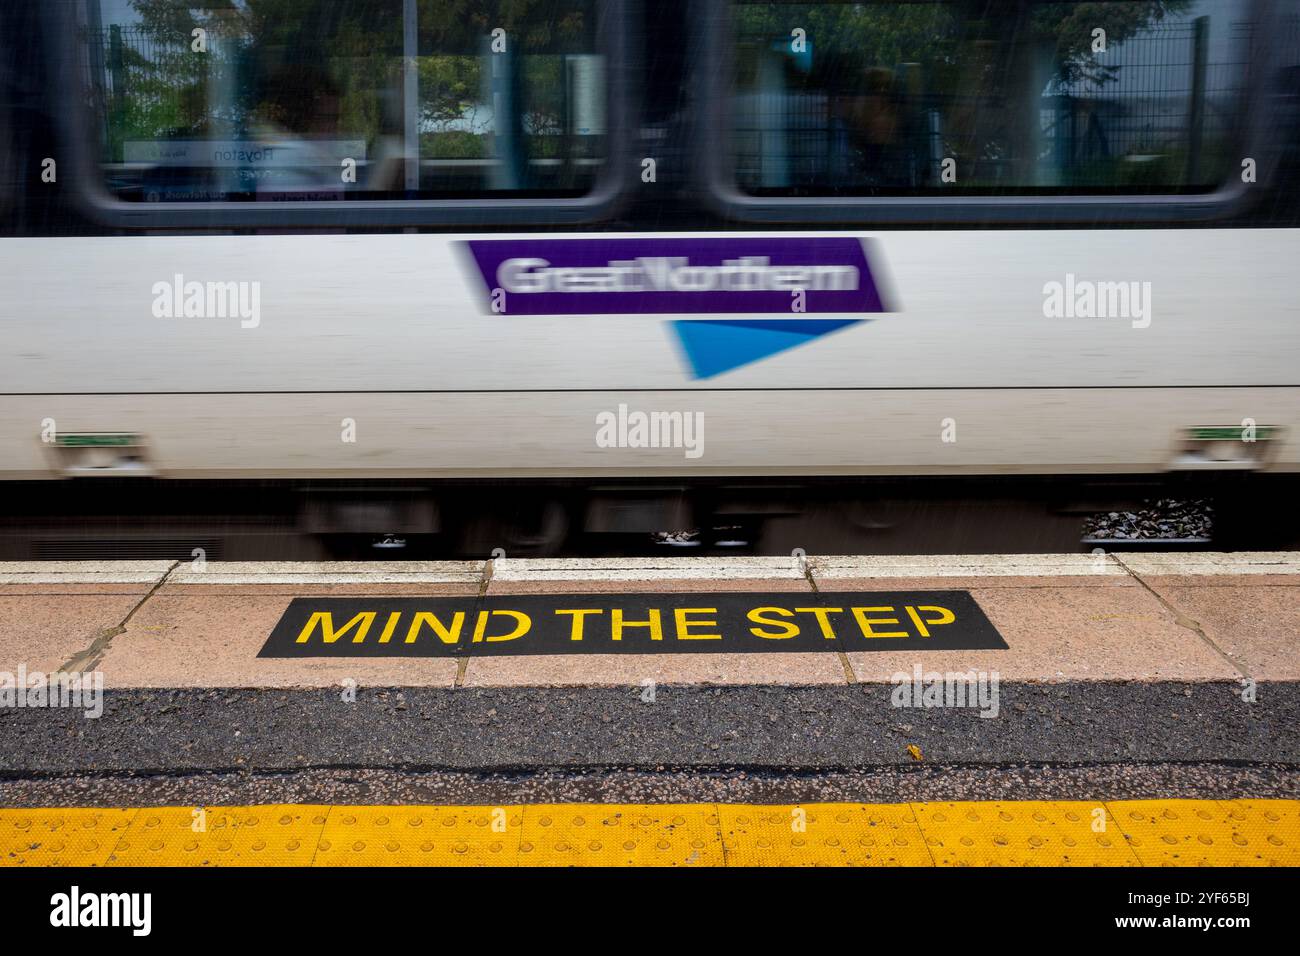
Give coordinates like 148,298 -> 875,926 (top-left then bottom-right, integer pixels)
57,560 -> 180,674
804,557 -> 857,685
1112,553 -> 1253,680
454,558 -> 497,688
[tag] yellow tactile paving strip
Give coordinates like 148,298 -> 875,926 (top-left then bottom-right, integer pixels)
1,800 -> 1297,867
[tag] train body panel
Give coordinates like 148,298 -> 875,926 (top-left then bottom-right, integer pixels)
2,228 -> 1297,478
3,229 -> 1298,394
1,387 -> 1295,480
3,1 -> 1298,488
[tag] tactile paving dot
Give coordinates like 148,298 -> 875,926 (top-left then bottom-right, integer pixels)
314,806 -> 523,866
520,804 -> 723,866
718,804 -> 930,866
914,802 -> 1139,867
0,809 -> 135,867
106,806 -> 329,867
1116,800 -> 1300,866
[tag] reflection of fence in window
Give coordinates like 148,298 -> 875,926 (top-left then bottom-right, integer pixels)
734,15 -> 1254,194
1044,20 -> 1251,189
81,26 -> 237,163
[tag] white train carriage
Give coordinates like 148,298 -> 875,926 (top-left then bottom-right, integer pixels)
1,0 -> 1298,552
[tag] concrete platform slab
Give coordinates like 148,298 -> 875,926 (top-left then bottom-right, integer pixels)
0,561 -> 173,585
0,560 -> 173,596
0,594 -> 147,673
490,556 -> 808,582
811,553 -> 1129,576
162,583 -> 486,597
1120,552 -> 1300,575
98,591 -> 466,689
808,553 -> 1136,591
167,561 -> 484,586
1139,583 -> 1300,681
840,584 -> 1240,683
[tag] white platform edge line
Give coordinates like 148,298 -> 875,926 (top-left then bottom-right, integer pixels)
0,553 -> 1296,584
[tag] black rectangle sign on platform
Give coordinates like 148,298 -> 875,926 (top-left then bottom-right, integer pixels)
259,591 -> 1006,658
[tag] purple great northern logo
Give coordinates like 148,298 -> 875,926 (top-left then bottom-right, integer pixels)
464,237 -> 888,315
462,237 -> 892,377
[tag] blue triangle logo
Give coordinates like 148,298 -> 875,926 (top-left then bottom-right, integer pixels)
672,319 -> 862,379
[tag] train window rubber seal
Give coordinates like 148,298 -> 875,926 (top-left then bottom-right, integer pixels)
43,0 -> 633,230
696,0 -> 1285,226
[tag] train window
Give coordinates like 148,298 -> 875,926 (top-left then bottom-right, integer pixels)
729,0 -> 1252,197
418,8 -> 605,195
78,0 -> 604,203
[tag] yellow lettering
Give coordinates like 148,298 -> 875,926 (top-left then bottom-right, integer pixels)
404,611 -> 465,645
674,607 -> 721,640
916,605 -> 957,629
747,607 -> 798,640
794,607 -> 842,639
851,606 -> 908,639
904,606 -> 929,637
473,609 -> 531,643
555,608 -> 603,641
296,611 -> 376,645
376,611 -> 402,644
611,608 -> 663,641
